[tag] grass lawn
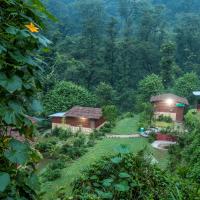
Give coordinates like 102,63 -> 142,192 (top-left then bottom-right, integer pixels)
40,137 -> 168,199
112,116 -> 139,134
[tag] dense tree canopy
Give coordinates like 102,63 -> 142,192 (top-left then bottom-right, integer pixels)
95,82 -> 117,107
137,74 -> 164,102
173,72 -> 200,101
43,81 -> 97,114
1,0 -> 200,199
40,0 -> 200,111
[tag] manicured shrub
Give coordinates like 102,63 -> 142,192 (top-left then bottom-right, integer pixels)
60,143 -> 71,154
49,160 -> 66,170
59,128 -> 73,140
185,109 -> 200,130
52,127 -> 73,139
102,105 -> 118,123
148,133 -> 156,143
89,132 -> 97,140
68,147 -> 87,159
158,114 -> 173,123
44,168 -> 62,181
73,135 -> 86,147
57,154 -> 72,162
49,140 -> 57,145
35,141 -> 54,153
99,122 -> 113,134
90,130 -> 105,139
52,127 -> 60,137
37,119 -> 51,131
87,139 -> 96,147
60,144 -> 87,159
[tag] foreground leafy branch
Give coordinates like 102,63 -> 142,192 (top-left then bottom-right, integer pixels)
0,0 -> 51,199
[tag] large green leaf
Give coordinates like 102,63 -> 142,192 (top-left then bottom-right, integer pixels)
0,73 -> 22,93
8,101 -> 23,113
111,156 -> 122,164
102,178 -> 113,187
3,109 -> 16,124
26,173 -> 40,191
119,172 -> 130,178
31,99 -> 43,112
114,183 -> 129,192
0,172 -> 10,192
6,75 -> 22,93
19,30 -> 30,38
6,26 -> 19,35
27,0 -> 57,21
38,35 -> 52,47
96,189 -> 113,199
0,44 -> 6,54
0,72 -> 8,87
9,51 -> 36,66
4,139 -> 29,165
29,148 -> 43,163
90,175 -> 98,180
114,145 -> 129,154
23,56 -> 38,66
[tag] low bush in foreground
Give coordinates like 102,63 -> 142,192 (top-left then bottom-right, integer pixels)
99,122 -> 114,134
64,149 -> 199,200
52,127 -> 73,139
43,168 -> 62,181
49,160 -> 66,170
35,141 -> 56,156
60,144 -> 87,159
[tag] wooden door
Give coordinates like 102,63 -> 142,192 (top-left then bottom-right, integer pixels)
90,120 -> 95,129
176,107 -> 184,122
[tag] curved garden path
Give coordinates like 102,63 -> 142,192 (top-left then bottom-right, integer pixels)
106,134 -> 140,138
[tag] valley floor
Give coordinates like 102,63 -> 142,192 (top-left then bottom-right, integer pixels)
40,137 -> 169,199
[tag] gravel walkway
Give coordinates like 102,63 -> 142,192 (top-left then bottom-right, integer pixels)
151,140 -> 176,150
106,134 -> 140,138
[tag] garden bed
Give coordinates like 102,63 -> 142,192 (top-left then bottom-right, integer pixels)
156,133 -> 176,142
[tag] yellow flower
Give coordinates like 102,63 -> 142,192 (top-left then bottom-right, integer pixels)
25,22 -> 39,33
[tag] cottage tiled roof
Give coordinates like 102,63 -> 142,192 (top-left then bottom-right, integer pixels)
150,93 -> 189,105
65,106 -> 102,119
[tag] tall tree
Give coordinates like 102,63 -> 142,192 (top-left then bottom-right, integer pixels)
118,0 -> 137,37
176,14 -> 200,74
104,17 -> 118,85
138,5 -> 166,46
137,73 -> 164,102
160,41 -> 176,87
173,72 -> 200,101
95,82 -> 117,106
77,0 -> 105,88
43,81 -> 97,114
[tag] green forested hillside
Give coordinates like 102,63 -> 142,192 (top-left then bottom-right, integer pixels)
40,0 -> 200,111
1,1 -> 200,200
